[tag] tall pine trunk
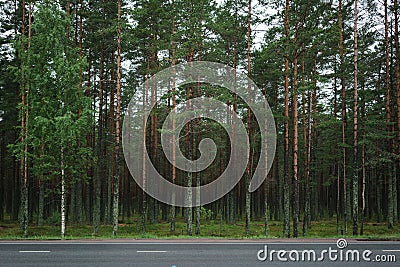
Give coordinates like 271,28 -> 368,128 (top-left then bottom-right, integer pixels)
112,0 -> 121,237
292,50 -> 299,238
141,58 -> 150,234
283,0 -> 291,238
19,0 -> 31,239
338,0 -> 348,235
394,0 -> 400,224
352,0 -> 359,236
245,0 -> 252,236
385,0 -> 394,229
360,141 -> 366,235
303,66 -> 313,236
263,86 -> 269,237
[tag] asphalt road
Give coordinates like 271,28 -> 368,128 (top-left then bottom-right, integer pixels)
0,239 -> 399,267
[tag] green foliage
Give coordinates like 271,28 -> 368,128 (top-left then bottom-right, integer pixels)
1,219 -> 400,239
199,206 -> 213,221
45,212 -> 61,225
11,1 -> 93,192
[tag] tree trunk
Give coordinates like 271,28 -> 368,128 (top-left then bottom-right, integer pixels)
184,50 -> 193,235
0,133 -> 4,222
301,51 -> 307,236
93,29 -> 105,236
303,76 -> 313,236
195,78 -> 201,235
385,0 -> 394,229
245,0 -> 252,236
338,0 -> 348,235
112,0 -> 121,237
170,0 -> 176,233
393,0 -> 400,225
61,147 -> 66,239
195,171 -> 201,235
360,142 -> 366,235
334,63 -> 340,235
352,0 -> 359,236
394,0 -> 400,224
142,58 -> 150,235
283,0 -> 291,238
19,0 -> 31,239
85,51 -> 93,225
228,3 -> 239,226
70,180 -> 75,223
108,17 -> 116,225
292,50 -> 299,238
150,34 -> 159,224
185,91 -> 192,236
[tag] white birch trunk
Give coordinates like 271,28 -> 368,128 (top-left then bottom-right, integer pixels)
61,147 -> 66,239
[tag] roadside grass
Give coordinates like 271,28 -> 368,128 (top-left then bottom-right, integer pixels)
1,218 -> 400,240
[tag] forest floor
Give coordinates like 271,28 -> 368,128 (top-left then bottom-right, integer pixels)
1,218 -> 400,240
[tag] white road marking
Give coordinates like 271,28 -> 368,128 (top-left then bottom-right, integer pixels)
137,250 -> 167,253
382,250 -> 400,252
19,251 -> 51,253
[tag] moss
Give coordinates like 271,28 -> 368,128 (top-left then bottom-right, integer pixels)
0,219 -> 399,240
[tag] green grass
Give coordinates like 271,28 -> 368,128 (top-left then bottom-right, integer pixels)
1,218 -> 400,240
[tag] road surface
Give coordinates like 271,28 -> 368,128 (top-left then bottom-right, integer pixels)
0,239 -> 399,266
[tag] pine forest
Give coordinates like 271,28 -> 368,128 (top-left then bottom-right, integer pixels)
0,0 -> 400,239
